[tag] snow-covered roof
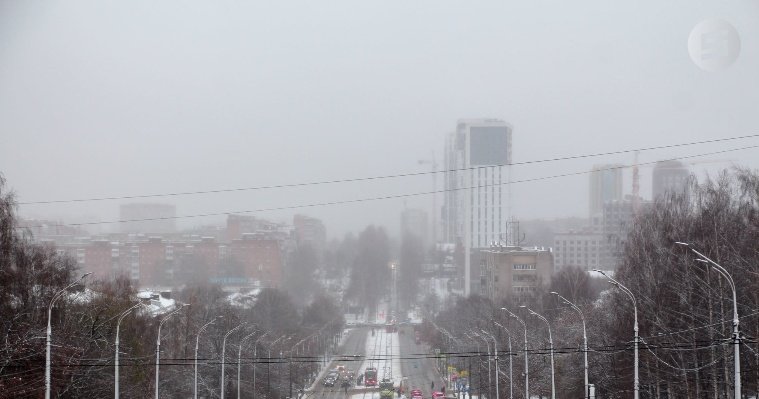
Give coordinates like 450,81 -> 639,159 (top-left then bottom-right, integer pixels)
137,290 -> 178,316
225,288 -> 261,309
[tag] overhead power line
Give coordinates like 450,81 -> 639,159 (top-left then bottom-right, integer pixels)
2,337 -> 754,369
17,134 -> 757,205
24,145 -> 756,229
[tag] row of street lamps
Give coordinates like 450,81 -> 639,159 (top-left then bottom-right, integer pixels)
438,241 -> 740,399
45,284 -> 330,399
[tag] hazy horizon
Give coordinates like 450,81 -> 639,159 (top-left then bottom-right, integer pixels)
2,0 -> 758,239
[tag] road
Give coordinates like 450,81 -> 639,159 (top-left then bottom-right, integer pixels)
302,324 -> 444,399
304,326 -> 368,399
398,326 -> 444,398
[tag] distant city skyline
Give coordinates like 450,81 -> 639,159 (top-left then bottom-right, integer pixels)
2,1 -> 757,239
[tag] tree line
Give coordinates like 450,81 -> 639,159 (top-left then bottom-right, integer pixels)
421,168 -> 759,398
0,175 -> 344,398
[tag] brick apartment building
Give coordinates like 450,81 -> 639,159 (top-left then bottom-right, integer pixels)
229,234 -> 283,288
483,246 -> 554,301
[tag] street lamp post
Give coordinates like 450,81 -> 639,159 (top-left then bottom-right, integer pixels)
221,323 -> 245,399
501,308 -> 528,399
251,332 -> 268,397
441,326 -> 462,393
195,316 -> 222,399
289,333 -> 317,397
237,329 -> 259,399
593,269 -> 638,399
480,330 -> 500,399
676,242 -> 741,398
463,333 -> 481,399
520,306 -> 555,399
155,304 -> 189,399
115,302 -> 143,399
268,335 -> 291,398
493,321 -> 513,399
551,292 -> 589,399
470,331 -> 492,399
46,272 -> 91,399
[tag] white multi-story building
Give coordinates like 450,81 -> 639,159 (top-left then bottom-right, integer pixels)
441,118 -> 513,295
553,228 -> 604,271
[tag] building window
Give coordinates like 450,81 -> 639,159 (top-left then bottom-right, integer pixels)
512,264 -> 536,270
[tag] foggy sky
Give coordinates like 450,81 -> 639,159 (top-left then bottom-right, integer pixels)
1,0 -> 758,239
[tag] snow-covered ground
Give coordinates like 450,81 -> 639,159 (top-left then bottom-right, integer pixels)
356,328 -> 402,388
345,310 -> 368,326
350,392 -> 381,398
373,300 -> 390,324
350,393 -> 480,399
225,288 -> 260,308
136,290 -> 177,316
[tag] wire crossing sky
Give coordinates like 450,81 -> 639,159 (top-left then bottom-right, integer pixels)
19,145 -> 756,229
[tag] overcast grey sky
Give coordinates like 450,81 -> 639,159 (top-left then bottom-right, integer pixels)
1,0 -> 758,239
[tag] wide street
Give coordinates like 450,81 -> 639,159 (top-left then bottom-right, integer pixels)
304,327 -> 367,399
303,325 -> 443,399
398,326 -> 445,398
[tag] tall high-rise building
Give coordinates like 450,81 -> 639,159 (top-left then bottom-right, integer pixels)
441,118 -> 513,295
589,165 -> 623,218
553,227 -> 603,271
601,196 -> 652,269
652,160 -> 690,200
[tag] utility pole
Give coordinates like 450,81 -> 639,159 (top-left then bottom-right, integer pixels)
551,292 -> 589,398
195,316 -> 222,399
676,242 -> 742,399
594,270 -> 639,399
46,273 -> 91,399
115,302 -> 142,399
155,304 -> 189,399
502,308 -> 528,399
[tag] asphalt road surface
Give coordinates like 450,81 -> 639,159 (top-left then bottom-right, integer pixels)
302,325 -> 445,399
398,326 -> 444,398
304,326 -> 369,399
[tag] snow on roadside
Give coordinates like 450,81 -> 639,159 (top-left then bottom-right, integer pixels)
358,328 -> 402,386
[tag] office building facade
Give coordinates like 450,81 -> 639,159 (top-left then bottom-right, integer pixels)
441,118 -> 513,295
652,160 -> 690,200
589,165 -> 623,219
